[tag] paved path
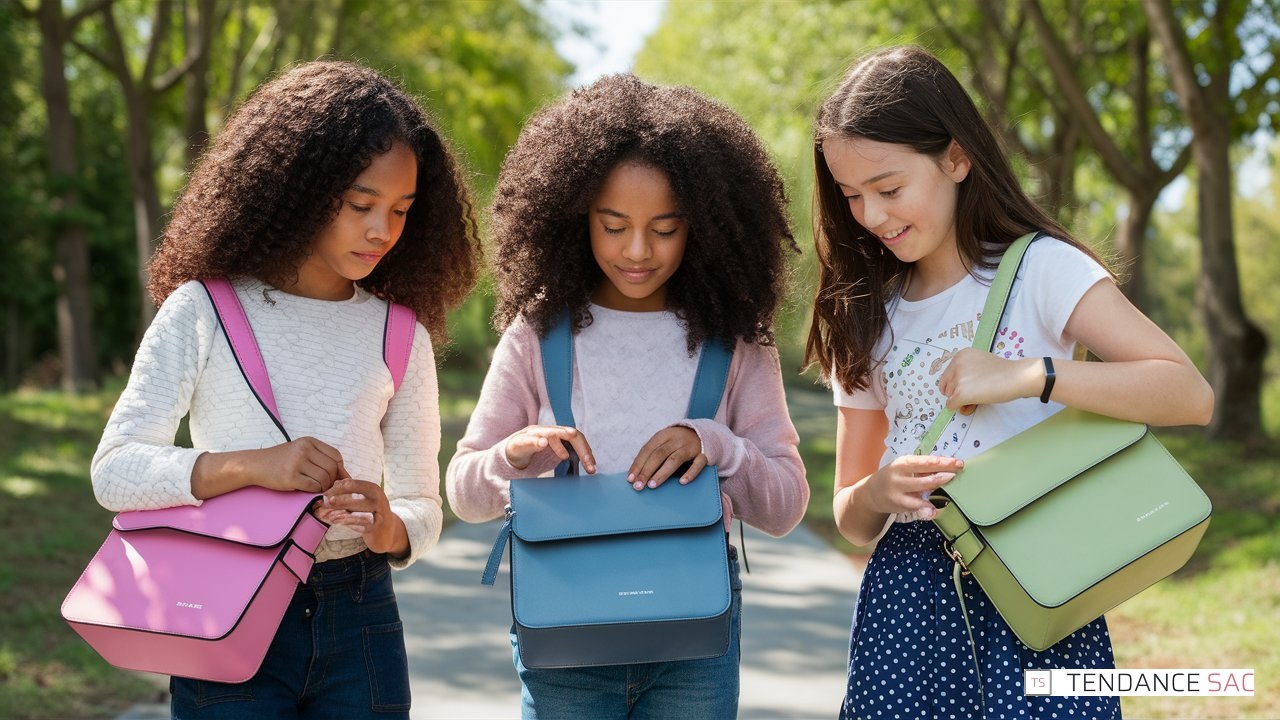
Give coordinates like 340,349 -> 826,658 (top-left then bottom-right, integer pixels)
119,518 -> 859,719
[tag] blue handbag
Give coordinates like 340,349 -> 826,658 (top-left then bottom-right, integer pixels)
481,312 -> 734,668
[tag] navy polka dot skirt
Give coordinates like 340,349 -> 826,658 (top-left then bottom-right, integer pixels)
840,521 -> 1122,720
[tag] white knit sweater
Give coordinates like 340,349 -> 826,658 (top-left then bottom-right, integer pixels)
91,278 -> 443,568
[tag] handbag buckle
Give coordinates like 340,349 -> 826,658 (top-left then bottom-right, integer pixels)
942,540 -> 971,576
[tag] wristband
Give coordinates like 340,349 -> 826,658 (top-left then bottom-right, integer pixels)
1039,356 -> 1056,403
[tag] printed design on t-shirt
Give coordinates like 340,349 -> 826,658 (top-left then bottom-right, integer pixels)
992,325 -> 1028,359
883,335 -> 969,458
880,317 -> 1029,459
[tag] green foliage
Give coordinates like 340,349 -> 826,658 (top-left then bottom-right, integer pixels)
0,4 -> 54,388
295,0 -> 574,197
1167,0 -> 1280,137
442,277 -> 498,371
2,0 -> 572,387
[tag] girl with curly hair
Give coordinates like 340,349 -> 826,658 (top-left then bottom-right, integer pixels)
806,46 -> 1211,719
446,73 -> 809,718
91,60 -> 480,718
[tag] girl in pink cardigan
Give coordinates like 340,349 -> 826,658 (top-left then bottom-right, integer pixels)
446,74 -> 809,719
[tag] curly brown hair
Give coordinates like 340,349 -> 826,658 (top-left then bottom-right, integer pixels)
489,73 -> 797,350
148,60 -> 480,341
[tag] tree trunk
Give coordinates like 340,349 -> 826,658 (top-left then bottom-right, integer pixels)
1144,0 -> 1268,442
182,0 -> 214,168
1112,189 -> 1157,312
36,0 -> 97,392
1041,112 -> 1080,221
124,89 -> 163,332
5,299 -> 26,388
1194,128 -> 1267,441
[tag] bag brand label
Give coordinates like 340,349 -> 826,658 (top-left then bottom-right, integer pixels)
617,590 -> 655,597
1136,501 -> 1170,522
175,601 -> 204,609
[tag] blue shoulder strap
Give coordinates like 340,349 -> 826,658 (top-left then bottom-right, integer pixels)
687,338 -> 732,420
539,309 -> 733,427
540,309 -> 577,427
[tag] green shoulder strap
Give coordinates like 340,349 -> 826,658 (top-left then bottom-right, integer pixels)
913,232 -> 1040,456
910,231 -> 1039,717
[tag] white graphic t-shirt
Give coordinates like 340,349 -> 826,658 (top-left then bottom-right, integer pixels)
834,238 -> 1110,529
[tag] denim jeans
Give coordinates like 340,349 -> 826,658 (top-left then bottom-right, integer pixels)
511,547 -> 743,720
170,549 -> 410,720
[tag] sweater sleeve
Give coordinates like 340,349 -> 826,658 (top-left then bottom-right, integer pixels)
381,326 -> 445,570
90,283 -> 215,512
676,340 -> 809,537
445,320 -> 559,523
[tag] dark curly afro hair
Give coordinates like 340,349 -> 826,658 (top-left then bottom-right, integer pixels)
490,73 -> 797,351
148,60 -> 480,342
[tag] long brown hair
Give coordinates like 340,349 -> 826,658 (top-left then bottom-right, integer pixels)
804,46 -> 1104,393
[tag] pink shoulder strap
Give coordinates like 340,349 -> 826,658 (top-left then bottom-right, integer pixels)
383,302 -> 416,392
202,278 -> 287,438
201,279 -> 416,427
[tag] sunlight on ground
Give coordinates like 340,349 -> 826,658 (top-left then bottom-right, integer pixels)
0,477 -> 47,498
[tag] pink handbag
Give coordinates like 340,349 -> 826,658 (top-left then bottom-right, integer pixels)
61,279 -> 416,683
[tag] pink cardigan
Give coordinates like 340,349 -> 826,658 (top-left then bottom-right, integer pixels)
445,318 -> 809,537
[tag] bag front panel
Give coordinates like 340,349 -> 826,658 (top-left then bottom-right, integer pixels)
978,433 -> 1211,608
65,557 -> 300,682
969,516 -> 1210,651
62,526 -> 285,639
511,523 -> 730,628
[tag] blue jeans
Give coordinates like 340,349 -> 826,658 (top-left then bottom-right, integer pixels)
171,550 -> 410,719
512,547 -> 743,720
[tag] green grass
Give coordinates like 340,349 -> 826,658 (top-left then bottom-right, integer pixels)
0,384 -> 165,720
1108,432 -> 1280,720
3,373 -> 1277,718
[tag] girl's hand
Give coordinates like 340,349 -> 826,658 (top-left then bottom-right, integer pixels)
316,478 -> 408,556
194,436 -> 349,496
628,426 -> 705,491
504,425 -> 597,474
862,455 -> 962,520
938,348 -> 1042,413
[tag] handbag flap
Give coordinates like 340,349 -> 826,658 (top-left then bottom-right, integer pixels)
62,526 -> 284,639
977,433 -> 1211,608
112,487 -> 321,548
512,522 -> 731,628
942,408 -> 1146,526
510,465 -> 722,542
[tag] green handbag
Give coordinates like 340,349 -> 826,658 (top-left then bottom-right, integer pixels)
920,232 -> 1212,653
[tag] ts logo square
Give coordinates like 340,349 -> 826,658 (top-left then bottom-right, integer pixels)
1025,670 -> 1051,696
